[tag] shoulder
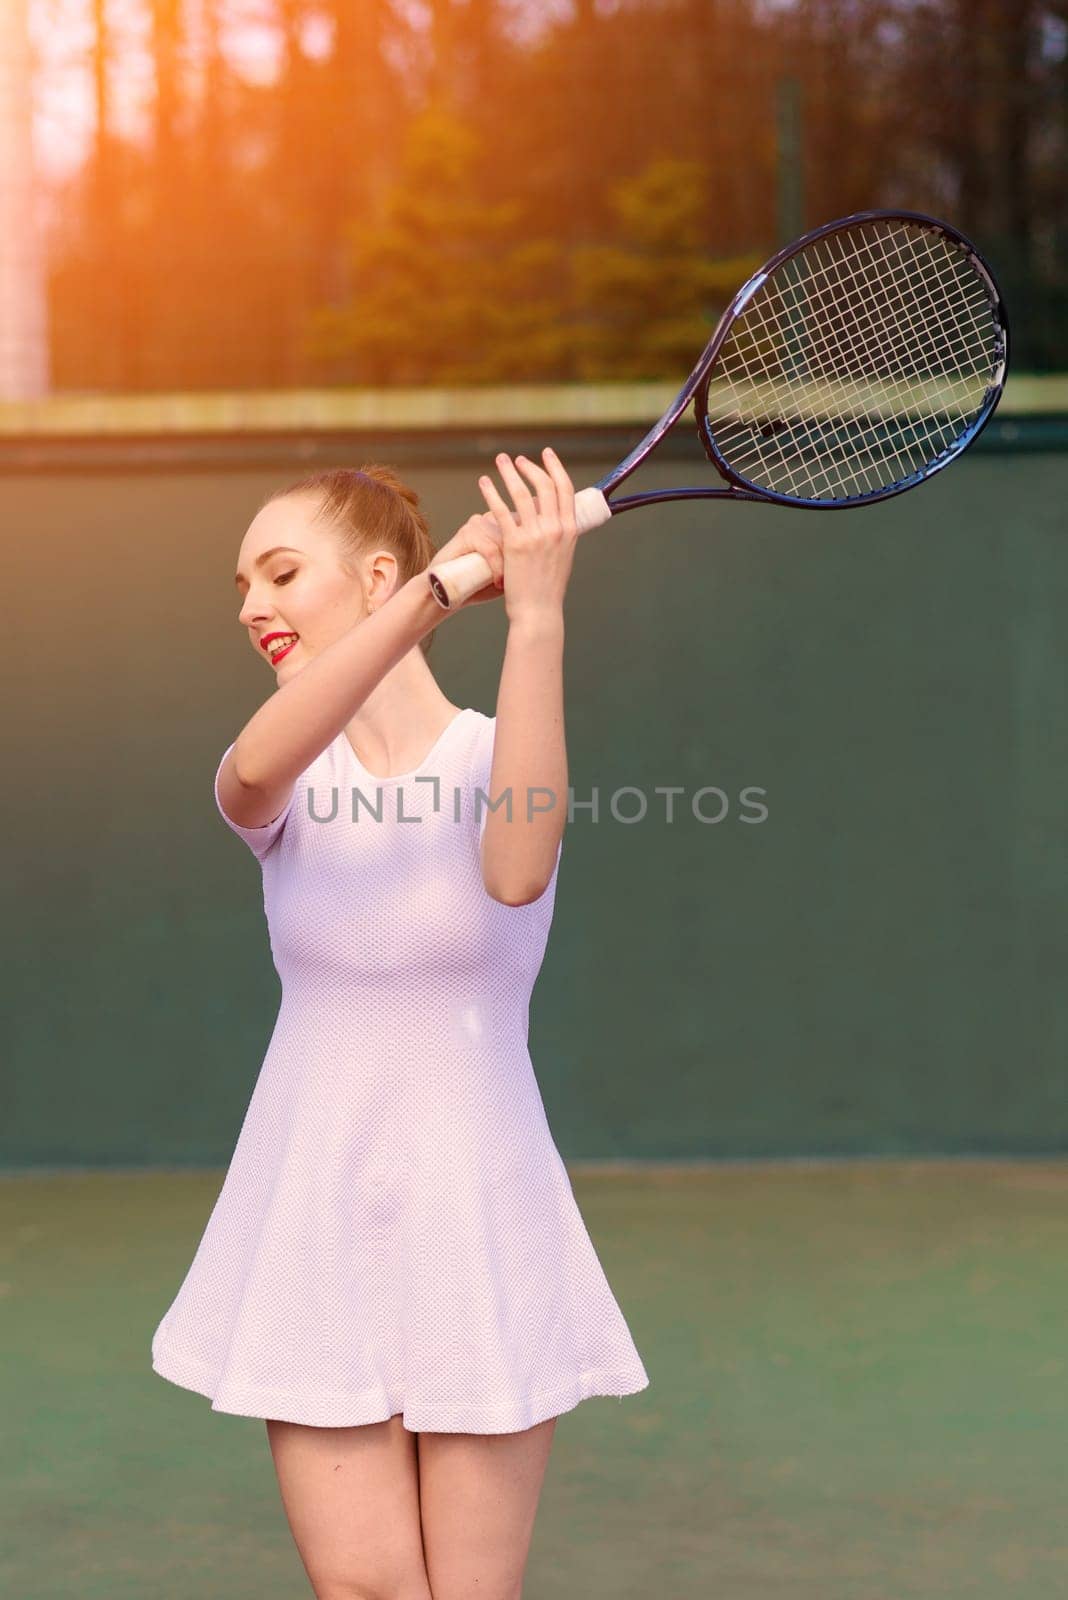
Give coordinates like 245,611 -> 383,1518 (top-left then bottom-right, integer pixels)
464,708 -> 496,767
212,736 -> 334,864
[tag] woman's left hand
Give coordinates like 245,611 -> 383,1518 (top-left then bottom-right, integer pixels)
478,448 -> 579,625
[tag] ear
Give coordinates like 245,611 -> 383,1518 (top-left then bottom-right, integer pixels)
364,547 -> 402,601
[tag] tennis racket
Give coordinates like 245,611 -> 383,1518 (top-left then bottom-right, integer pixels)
426,208 -> 1008,610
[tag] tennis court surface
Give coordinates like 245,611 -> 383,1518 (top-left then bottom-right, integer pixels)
3,1159 -> 1066,1599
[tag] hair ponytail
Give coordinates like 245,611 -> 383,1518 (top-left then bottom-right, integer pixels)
263,465 -> 439,656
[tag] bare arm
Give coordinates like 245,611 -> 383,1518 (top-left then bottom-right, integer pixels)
476,447 -> 578,907
481,610 -> 567,905
219,575 -> 444,828
220,501 -> 507,829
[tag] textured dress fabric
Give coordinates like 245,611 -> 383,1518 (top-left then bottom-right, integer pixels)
151,706 -> 649,1432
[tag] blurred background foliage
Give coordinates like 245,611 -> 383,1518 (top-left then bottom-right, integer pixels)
38,0 -> 1064,390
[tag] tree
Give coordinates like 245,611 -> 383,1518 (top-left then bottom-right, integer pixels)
304,106 -> 571,384
42,0 -> 1068,386
569,159 -> 764,379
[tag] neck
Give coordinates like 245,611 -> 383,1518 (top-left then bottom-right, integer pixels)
345,652 -> 461,772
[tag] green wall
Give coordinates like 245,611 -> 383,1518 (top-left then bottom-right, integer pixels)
4,431 -> 1067,1164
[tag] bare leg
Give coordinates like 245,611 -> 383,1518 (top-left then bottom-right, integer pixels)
266,1414 -> 433,1600
416,1417 -> 557,1600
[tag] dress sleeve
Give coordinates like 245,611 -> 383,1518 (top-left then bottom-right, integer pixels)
214,741 -> 295,862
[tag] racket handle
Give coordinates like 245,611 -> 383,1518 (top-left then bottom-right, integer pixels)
427,486 -> 612,610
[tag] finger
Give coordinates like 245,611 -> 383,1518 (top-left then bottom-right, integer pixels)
473,533 -> 504,583
514,454 -> 559,525
467,511 -> 500,534
478,473 -> 521,543
452,512 -> 493,548
493,453 -> 539,530
445,515 -> 504,578
465,511 -> 504,554
475,510 -> 503,537
540,446 -> 577,534
468,576 -> 505,604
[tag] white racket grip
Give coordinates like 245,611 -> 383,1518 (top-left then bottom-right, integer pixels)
574,486 -> 613,533
426,486 -> 612,610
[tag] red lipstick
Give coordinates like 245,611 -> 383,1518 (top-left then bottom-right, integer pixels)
260,631 -> 299,665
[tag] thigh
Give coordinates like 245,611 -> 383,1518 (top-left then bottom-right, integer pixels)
266,1414 -> 432,1600
417,1417 -> 557,1600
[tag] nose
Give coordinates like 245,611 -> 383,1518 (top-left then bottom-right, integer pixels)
238,594 -> 271,630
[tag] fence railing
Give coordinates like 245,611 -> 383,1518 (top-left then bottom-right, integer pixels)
0,375 -> 1064,468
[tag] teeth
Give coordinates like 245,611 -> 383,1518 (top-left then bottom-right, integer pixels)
268,635 -> 297,653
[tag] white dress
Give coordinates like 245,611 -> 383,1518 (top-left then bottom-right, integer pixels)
151,706 -> 649,1432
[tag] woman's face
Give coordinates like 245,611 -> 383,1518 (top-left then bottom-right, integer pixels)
235,494 -> 387,683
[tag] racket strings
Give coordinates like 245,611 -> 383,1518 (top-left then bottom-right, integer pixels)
725,238 -> 984,494
711,227 -> 994,498
792,232 -> 994,415
746,230 -> 992,389
787,234 -> 991,491
774,246 -> 991,409
705,219 -> 1002,501
718,230 -> 991,495
786,228 -> 994,381
737,227 -> 993,430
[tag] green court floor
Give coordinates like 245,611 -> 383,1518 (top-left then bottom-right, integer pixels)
3,1160 -> 1066,1598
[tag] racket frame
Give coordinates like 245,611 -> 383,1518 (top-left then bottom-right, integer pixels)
594,208 -> 1010,516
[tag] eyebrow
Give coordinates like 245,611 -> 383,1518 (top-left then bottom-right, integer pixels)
234,546 -> 303,589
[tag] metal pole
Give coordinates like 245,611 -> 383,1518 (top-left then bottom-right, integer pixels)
776,75 -> 805,247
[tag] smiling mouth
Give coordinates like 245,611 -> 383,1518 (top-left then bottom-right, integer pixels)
266,634 -> 299,664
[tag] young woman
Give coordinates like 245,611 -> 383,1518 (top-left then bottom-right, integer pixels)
151,448 -> 649,1600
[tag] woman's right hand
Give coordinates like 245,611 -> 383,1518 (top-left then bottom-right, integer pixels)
424,512 -> 507,609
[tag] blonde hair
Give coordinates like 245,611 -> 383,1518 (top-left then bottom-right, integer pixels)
264,464 -> 438,656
